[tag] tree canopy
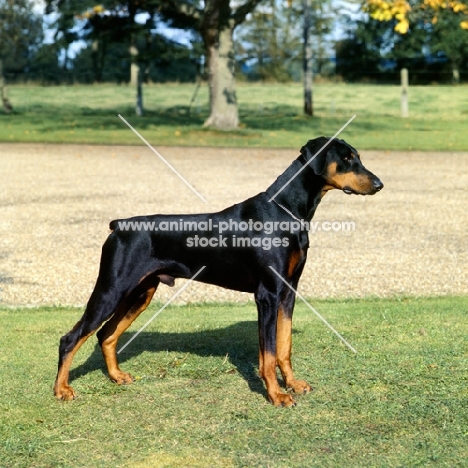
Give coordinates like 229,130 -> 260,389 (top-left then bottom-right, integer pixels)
1,0 -> 468,117
365,0 -> 468,33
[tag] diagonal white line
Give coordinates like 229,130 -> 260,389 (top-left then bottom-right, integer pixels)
271,199 -> 308,231
118,114 -> 207,203
268,266 -> 357,353
117,266 -> 206,354
268,114 -> 357,202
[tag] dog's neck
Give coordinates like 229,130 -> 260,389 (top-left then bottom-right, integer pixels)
265,157 -> 326,221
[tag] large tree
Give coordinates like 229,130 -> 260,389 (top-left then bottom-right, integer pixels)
159,0 -> 263,130
0,0 -> 43,112
46,1 -> 161,115
235,0 -> 302,82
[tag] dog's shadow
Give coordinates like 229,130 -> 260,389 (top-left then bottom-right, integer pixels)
69,321 -> 270,398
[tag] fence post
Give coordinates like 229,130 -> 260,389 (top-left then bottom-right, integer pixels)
401,68 -> 409,118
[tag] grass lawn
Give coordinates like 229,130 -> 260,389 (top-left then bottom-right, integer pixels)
1,83 -> 468,150
1,296 -> 467,467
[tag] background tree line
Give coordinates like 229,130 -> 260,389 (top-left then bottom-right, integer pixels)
2,0 -> 467,86
1,0 -> 468,124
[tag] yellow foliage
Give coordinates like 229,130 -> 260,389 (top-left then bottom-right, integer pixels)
394,17 -> 410,32
451,1 -> 468,12
76,4 -> 104,20
366,0 -> 411,32
424,0 -> 444,8
365,0 -> 468,33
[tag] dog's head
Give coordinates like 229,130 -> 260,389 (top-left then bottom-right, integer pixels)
300,137 -> 383,195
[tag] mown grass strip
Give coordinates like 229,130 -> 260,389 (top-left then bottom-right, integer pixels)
0,296 -> 467,467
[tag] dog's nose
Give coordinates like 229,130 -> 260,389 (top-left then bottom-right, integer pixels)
373,178 -> 384,191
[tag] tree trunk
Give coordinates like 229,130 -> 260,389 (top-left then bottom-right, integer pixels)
145,19 -> 153,84
92,38 -> 105,83
92,39 -> 100,83
302,0 -> 313,116
452,63 -> 460,83
136,66 -> 143,116
160,0 -> 263,130
0,59 -> 13,114
203,20 -> 239,130
129,44 -> 143,116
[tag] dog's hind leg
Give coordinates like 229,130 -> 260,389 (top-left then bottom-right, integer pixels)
53,284 -> 128,400
96,277 -> 158,384
54,234 -> 157,400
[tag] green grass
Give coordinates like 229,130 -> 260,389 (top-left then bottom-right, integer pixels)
1,83 -> 468,150
1,296 -> 467,467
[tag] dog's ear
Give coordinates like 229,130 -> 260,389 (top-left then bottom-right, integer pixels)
300,137 -> 331,175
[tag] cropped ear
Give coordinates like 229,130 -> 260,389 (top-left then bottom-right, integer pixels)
300,137 -> 331,175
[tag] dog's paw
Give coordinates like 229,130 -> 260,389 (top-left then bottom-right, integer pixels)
269,391 -> 296,408
287,379 -> 312,394
110,370 -> 135,385
54,384 -> 77,401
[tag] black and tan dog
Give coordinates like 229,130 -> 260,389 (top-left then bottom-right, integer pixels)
54,137 -> 383,407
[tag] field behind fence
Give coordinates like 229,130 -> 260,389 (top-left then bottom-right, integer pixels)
1,82 -> 468,151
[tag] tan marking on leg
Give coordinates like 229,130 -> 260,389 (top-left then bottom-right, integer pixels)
99,287 -> 156,384
261,350 -> 296,407
258,348 -> 264,379
54,326 -> 94,401
287,251 -> 302,277
276,307 -> 311,395
276,307 -> 293,383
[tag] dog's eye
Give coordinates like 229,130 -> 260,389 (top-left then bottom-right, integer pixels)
343,154 -> 353,162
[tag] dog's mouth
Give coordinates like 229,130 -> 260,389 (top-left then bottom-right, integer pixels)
342,187 -> 368,195
343,187 -> 377,196
343,184 -> 383,196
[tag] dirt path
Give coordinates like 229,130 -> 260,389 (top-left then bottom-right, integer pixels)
1,143 -> 467,306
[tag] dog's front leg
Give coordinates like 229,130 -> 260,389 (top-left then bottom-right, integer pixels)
276,286 -> 312,395
276,305 -> 311,395
255,286 -> 296,407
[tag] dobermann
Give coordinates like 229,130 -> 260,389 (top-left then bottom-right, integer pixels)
54,137 -> 383,407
